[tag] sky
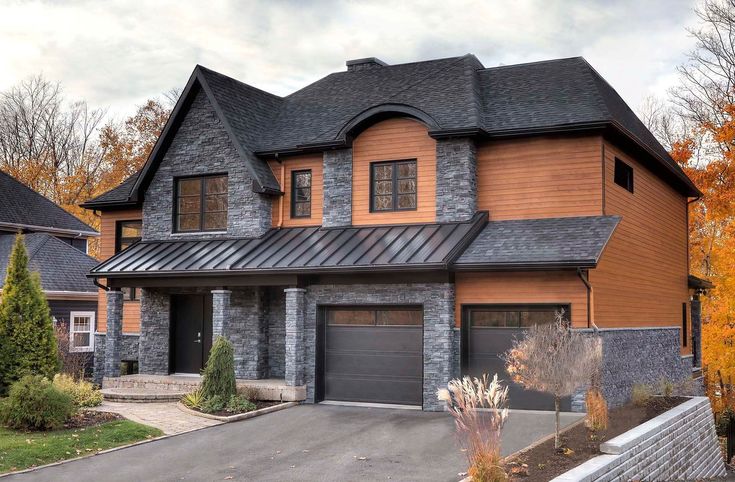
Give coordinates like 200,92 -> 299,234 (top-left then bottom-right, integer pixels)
0,0 -> 701,120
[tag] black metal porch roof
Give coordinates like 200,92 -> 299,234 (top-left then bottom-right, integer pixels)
90,212 -> 487,277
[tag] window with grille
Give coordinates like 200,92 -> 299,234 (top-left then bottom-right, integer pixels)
370,160 -> 417,212
175,175 -> 228,232
70,311 -> 95,352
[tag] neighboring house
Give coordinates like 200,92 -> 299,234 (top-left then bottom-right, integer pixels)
0,170 -> 100,362
82,55 -> 706,411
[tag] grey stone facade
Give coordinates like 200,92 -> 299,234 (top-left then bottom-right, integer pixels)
285,288 -> 306,386
139,288 -> 171,375
303,283 -> 455,411
93,333 -> 140,385
211,289 -> 231,341
267,287 -> 286,378
228,288 -> 269,379
435,138 -> 477,222
322,149 -> 352,227
143,89 -> 271,241
691,296 -> 703,368
104,290 -> 124,378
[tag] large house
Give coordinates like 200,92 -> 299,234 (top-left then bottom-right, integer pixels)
0,170 -> 100,360
82,55 -> 706,411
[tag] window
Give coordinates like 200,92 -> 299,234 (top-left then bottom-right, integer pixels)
115,220 -> 142,301
614,158 -> 634,193
327,307 -> 423,326
371,160 -> 417,212
466,304 -> 570,328
682,302 -> 688,347
291,170 -> 312,218
175,175 -> 228,232
70,311 -> 95,352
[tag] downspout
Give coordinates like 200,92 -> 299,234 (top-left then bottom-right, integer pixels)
93,278 -> 109,291
577,268 -> 592,328
276,153 -> 285,228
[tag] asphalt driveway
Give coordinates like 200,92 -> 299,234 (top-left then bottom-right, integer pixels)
6,404 -> 583,481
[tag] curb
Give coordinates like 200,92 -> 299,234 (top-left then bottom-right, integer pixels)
176,401 -> 298,422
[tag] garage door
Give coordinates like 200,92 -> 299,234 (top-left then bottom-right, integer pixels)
462,304 -> 571,411
323,307 -> 423,406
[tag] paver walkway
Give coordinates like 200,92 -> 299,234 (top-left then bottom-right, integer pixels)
89,401 -> 221,435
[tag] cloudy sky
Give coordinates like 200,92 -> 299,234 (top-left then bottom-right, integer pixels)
0,0 -> 700,120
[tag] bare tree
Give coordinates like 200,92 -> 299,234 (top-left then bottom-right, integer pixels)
503,312 -> 602,450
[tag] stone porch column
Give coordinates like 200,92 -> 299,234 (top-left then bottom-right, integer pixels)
284,288 -> 306,386
423,283 -> 455,411
104,289 -> 124,378
212,289 -> 232,342
692,294 -> 703,369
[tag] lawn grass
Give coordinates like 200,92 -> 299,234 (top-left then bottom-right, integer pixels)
0,419 -> 163,474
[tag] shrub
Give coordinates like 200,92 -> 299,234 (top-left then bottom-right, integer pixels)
659,378 -> 675,397
182,388 -> 204,410
503,310 -> 602,450
200,336 -> 236,401
0,234 -> 59,394
52,374 -> 102,407
438,375 -> 509,482
631,383 -> 653,406
226,395 -> 256,413
585,388 -> 608,431
239,385 -> 260,402
0,375 -> 75,430
54,324 -> 91,379
201,395 -> 227,414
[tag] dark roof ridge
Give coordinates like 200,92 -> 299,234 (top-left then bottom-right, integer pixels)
195,65 -> 284,101
480,56 -> 586,71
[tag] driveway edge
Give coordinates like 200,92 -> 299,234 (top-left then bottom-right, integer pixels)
176,401 -> 298,421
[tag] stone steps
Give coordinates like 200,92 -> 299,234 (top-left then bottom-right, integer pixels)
101,387 -> 186,403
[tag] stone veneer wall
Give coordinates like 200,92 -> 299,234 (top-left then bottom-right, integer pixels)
267,287 -> 286,378
138,288 -> 171,375
322,148 -> 353,227
435,138 -> 477,222
552,397 -> 726,481
228,288 -> 268,379
303,283 -> 455,411
93,334 -> 140,385
143,88 -> 271,241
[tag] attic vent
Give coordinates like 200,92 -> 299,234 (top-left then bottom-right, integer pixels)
346,57 -> 388,72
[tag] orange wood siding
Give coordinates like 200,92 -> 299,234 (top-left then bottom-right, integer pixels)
352,117 -> 436,225
476,135 -> 603,220
590,141 -> 690,352
268,154 -> 324,227
455,271 -> 589,328
96,208 -> 142,333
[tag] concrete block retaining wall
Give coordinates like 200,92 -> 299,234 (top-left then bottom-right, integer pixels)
552,397 -> 726,481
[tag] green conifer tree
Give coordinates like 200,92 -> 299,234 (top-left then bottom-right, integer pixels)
0,234 -> 59,392
200,336 -> 236,400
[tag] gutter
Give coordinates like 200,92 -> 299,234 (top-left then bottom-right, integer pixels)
0,221 -> 98,238
577,268 -> 592,328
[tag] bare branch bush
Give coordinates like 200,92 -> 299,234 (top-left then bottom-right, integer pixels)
54,323 -> 91,380
438,374 -> 509,482
503,311 -> 602,450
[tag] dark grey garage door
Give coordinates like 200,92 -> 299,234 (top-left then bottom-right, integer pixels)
323,307 -> 423,406
462,304 -> 571,411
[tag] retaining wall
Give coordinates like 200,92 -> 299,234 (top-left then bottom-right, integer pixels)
552,396 -> 726,481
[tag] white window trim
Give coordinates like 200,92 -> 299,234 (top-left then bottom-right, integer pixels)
70,311 -> 95,353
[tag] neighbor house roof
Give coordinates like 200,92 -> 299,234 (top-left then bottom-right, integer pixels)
90,213 -> 487,277
82,55 -> 700,211
0,170 -> 97,236
80,172 -> 141,210
0,233 -> 98,293
454,215 -> 620,270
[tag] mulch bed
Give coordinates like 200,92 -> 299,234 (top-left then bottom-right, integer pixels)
190,400 -> 280,417
62,411 -> 123,430
507,397 -> 687,481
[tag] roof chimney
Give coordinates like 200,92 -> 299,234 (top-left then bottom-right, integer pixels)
346,57 -> 388,72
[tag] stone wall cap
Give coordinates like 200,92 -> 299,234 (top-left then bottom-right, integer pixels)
211,289 -> 233,294
284,288 -> 307,293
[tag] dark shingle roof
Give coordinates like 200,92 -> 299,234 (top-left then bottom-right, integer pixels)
455,215 -> 620,269
81,172 -> 141,208
0,171 -> 97,234
0,233 -> 98,293
84,55 -> 699,210
90,213 -> 486,277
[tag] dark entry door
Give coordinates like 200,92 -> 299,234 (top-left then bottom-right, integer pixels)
171,294 -> 213,374
322,307 -> 423,406
462,304 -> 571,411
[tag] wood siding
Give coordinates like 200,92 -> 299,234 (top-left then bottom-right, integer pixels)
268,154 -> 324,227
590,141 -> 690,351
352,118 -> 436,225
476,135 -> 603,220
96,209 -> 142,333
455,271 -> 589,328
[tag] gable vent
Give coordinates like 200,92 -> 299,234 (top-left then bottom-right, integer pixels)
346,57 -> 388,72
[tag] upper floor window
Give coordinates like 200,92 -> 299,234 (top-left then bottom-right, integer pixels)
370,159 -> 417,212
116,220 -> 142,252
175,175 -> 228,232
614,158 -> 634,193
291,170 -> 312,218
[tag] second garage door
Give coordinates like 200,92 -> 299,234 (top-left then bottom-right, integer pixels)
323,307 -> 423,406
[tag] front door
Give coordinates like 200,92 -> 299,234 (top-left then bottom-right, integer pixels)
171,294 -> 213,374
